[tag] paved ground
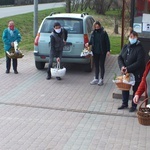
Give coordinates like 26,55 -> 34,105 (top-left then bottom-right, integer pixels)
0,52 -> 150,150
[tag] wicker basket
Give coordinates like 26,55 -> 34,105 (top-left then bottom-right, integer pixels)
7,52 -> 24,59
115,82 -> 131,91
137,98 -> 150,126
6,48 -> 24,59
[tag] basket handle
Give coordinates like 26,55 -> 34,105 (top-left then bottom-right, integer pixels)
139,98 -> 149,110
56,62 -> 60,70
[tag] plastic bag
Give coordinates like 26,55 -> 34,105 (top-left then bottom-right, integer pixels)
51,62 -> 66,77
80,48 -> 93,57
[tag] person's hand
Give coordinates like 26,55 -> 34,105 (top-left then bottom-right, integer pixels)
85,43 -> 89,48
133,95 -> 140,104
56,57 -> 60,63
63,40 -> 66,45
121,66 -> 127,74
107,51 -> 110,56
11,42 -> 14,47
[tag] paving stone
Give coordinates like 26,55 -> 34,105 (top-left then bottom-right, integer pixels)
0,53 -> 150,150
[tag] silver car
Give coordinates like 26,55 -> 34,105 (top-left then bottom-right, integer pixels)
34,12 -> 95,72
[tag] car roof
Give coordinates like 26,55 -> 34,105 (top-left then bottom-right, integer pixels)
45,13 -> 92,19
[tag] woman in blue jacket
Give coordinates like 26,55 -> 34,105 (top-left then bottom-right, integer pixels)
2,20 -> 21,74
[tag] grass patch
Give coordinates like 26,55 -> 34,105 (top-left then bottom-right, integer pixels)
0,7 -> 121,58
0,7 -> 65,58
105,9 -> 121,17
110,36 -> 121,54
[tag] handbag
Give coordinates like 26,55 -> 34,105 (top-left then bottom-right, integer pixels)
51,62 -> 66,77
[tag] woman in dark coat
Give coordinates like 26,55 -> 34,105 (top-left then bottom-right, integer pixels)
118,30 -> 145,112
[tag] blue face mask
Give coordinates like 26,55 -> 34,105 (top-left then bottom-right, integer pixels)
129,37 -> 137,45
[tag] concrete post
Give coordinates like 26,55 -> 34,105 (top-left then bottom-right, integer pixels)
121,0 -> 125,48
34,0 -> 38,37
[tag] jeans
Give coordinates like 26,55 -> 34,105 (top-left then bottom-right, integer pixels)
93,53 -> 106,79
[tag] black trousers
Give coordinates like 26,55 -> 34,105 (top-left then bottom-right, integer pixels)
93,53 -> 106,80
122,81 -> 140,108
6,54 -> 17,71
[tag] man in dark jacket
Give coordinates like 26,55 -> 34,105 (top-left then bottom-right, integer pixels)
85,21 -> 110,86
118,30 -> 145,112
46,22 -> 67,80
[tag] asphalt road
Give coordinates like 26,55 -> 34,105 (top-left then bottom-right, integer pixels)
0,2 -> 65,18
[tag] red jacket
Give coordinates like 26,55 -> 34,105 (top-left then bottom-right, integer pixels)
135,60 -> 150,98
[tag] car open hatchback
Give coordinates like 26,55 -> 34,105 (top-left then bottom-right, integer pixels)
34,12 -> 95,72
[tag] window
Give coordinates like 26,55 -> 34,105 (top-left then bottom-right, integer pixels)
41,18 -> 83,34
135,0 -> 150,16
86,18 -> 95,34
133,0 -> 150,38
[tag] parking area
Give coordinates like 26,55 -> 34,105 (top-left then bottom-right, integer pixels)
0,52 -> 149,150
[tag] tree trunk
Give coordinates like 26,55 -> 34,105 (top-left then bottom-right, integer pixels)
66,0 -> 71,13
114,17 -> 119,34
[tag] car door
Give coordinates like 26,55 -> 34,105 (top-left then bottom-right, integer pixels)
62,19 -> 84,57
37,19 -> 54,55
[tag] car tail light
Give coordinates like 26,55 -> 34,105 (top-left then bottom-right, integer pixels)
40,56 -> 46,59
34,33 -> 40,46
84,34 -> 89,45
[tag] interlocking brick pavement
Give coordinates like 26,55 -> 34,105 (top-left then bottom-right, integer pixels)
0,52 -> 150,150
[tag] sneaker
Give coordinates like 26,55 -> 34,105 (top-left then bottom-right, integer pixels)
98,79 -> 103,86
14,70 -> 18,74
6,70 -> 10,74
46,73 -> 51,80
118,104 -> 128,110
129,107 -> 136,112
46,75 -> 51,80
56,77 -> 61,80
46,71 -> 51,80
90,79 -> 98,85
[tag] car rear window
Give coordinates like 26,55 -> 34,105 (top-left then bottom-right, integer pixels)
41,18 -> 83,34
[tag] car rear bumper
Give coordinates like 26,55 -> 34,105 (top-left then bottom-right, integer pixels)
34,51 -> 91,64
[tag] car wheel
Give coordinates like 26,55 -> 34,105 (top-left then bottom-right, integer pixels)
84,56 -> 93,72
35,61 -> 45,70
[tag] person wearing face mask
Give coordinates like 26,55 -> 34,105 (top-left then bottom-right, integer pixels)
118,30 -> 145,112
85,21 -> 110,86
2,20 -> 21,74
46,22 -> 67,80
